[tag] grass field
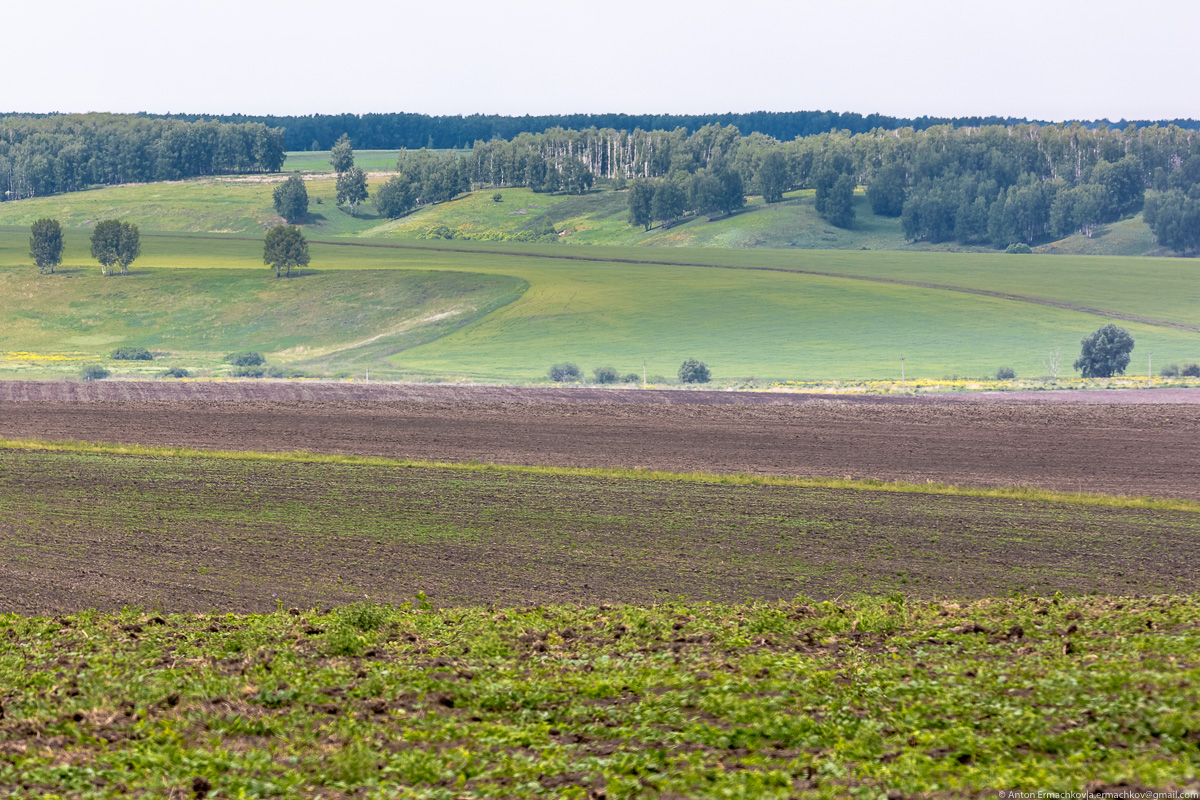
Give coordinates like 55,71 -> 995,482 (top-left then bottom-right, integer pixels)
0,262 -> 525,379
1,228 -> 1198,381
1,444 -> 1199,797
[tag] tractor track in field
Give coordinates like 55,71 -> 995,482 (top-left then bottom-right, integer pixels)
144,232 -> 1200,334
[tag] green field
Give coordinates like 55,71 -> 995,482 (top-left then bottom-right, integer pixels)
1,227 -> 1198,381
1,444 -> 1199,797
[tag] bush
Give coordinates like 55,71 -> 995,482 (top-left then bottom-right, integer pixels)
111,346 -> 152,361
224,351 -> 265,367
549,363 -> 581,382
678,358 -> 711,384
592,366 -> 618,384
996,367 -> 1016,380
1005,243 -> 1033,254
234,367 -> 266,378
622,373 -> 641,384
80,365 -> 109,381
1182,363 -> 1200,377
161,367 -> 190,378
1160,363 -> 1181,377
492,192 -> 503,202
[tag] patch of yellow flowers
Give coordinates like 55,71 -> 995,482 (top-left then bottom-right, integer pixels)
2,352 -> 87,362
767,376 -> 1200,394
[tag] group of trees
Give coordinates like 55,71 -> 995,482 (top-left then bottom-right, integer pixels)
28,217 -> 308,279
626,165 -> 745,230
0,114 -> 284,200
375,149 -> 471,219
28,217 -> 141,276
461,122 -> 1200,246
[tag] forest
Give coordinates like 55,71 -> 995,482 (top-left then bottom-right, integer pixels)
95,110 -> 1200,152
0,114 -> 285,200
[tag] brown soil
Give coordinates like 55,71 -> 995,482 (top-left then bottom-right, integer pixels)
2,449 -> 1197,614
2,381 -> 1199,500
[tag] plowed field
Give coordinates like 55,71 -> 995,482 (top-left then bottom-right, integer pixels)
2,381 -> 1199,499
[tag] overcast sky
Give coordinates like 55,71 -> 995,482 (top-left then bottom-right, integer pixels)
7,0 -> 1197,122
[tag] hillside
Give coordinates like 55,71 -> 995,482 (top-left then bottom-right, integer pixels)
1,229 -> 1197,383
0,173 -> 1173,257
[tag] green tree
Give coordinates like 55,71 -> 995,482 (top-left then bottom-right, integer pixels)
651,178 -> 685,228
678,358 -> 711,384
116,223 -> 140,275
1144,187 -> 1200,253
330,134 -> 354,174
272,175 -> 309,224
263,225 -> 310,278
867,163 -> 907,216
1073,324 -> 1134,378
376,175 -> 416,219
817,173 -> 856,228
627,179 -> 654,230
29,218 -> 63,275
336,167 -> 369,215
90,220 -> 139,276
755,151 -> 789,203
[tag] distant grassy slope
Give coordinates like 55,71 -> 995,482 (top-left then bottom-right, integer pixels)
0,176 -> 1172,258
4,229 -> 1195,382
0,178 -> 386,238
281,148 -> 468,173
0,263 -> 526,378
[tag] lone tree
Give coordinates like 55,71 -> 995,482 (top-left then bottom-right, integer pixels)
90,220 -> 140,276
627,179 -> 654,231
678,358 -> 711,384
1074,324 -> 1135,378
263,225 -> 310,278
336,167 -> 369,215
272,175 -> 309,223
330,133 -> 354,174
29,218 -> 64,274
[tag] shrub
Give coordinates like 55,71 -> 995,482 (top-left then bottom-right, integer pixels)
335,601 -> 389,632
80,365 -> 109,381
548,363 -> 581,382
1182,363 -> 1200,377
161,367 -> 190,378
678,359 -> 711,384
111,346 -> 152,361
996,367 -> 1016,380
234,367 -> 266,378
1005,243 -> 1033,254
492,192 -> 503,202
622,373 -> 641,384
593,366 -> 619,384
1160,363 -> 1181,377
224,352 -> 265,367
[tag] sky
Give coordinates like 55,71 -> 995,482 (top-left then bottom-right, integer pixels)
7,0 -> 1197,122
